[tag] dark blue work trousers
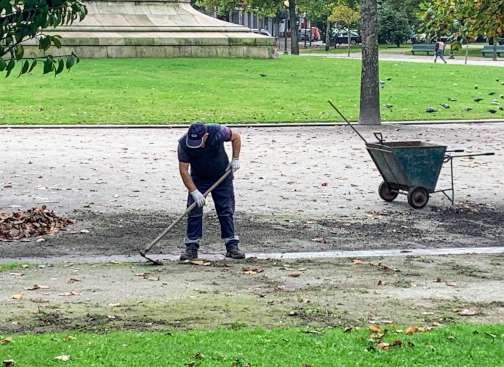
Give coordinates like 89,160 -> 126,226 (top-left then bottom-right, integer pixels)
185,175 -> 238,249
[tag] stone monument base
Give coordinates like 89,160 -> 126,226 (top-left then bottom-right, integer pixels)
25,0 -> 276,58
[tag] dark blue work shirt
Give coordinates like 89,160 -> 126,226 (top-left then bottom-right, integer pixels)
178,124 -> 232,180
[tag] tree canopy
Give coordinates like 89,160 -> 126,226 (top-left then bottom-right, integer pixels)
0,0 -> 87,77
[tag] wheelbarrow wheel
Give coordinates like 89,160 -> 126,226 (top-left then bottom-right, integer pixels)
407,187 -> 429,209
378,182 -> 399,202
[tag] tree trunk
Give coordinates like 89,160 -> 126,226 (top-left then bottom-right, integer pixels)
493,38 -> 497,61
359,0 -> 380,125
289,0 -> 299,55
347,27 -> 351,57
325,18 -> 331,51
464,39 -> 469,65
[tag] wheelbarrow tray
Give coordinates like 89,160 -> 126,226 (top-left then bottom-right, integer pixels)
366,141 -> 447,193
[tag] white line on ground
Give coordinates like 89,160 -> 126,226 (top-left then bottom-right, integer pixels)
2,246 -> 503,265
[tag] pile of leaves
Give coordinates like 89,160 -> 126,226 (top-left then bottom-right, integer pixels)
0,206 -> 74,241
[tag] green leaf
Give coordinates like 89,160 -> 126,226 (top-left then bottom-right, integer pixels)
52,36 -> 62,48
18,60 -> 30,76
65,55 -> 75,70
28,59 -> 38,73
39,36 -> 51,51
55,58 -> 65,75
0,59 -> 6,72
5,59 -> 15,78
43,58 -> 54,74
14,45 -> 24,60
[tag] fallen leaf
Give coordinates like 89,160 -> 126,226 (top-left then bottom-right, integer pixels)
0,337 -> 12,345
352,259 -> 367,265
189,260 -> 211,266
54,355 -> 71,362
26,284 -> 49,291
445,282 -> 457,287
369,324 -> 381,333
390,340 -> 402,347
459,309 -> 479,316
405,326 -> 418,335
11,294 -> 23,300
108,303 -> 121,307
242,267 -> 264,275
63,336 -> 76,342
288,272 -> 302,278
2,360 -> 15,367
377,342 -> 390,350
59,291 -> 80,297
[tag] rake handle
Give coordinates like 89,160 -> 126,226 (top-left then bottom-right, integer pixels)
140,169 -> 232,256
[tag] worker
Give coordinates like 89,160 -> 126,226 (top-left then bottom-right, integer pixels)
177,123 -> 244,260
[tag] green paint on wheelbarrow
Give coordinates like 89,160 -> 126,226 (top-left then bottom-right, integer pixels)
366,141 -> 447,193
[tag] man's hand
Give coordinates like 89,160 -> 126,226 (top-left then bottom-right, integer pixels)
231,158 -> 240,173
190,190 -> 206,207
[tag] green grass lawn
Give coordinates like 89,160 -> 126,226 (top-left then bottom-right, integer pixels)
0,56 -> 503,124
1,325 -> 503,366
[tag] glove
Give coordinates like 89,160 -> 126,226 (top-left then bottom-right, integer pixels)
190,190 -> 206,208
231,158 -> 240,173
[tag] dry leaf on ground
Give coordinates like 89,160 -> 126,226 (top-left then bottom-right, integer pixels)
11,294 -> 23,300
26,284 -> 49,291
2,360 -> 16,367
0,337 -> 12,345
288,272 -> 302,278
189,260 -> 211,266
459,309 -> 479,316
0,206 -> 73,240
369,324 -> 381,333
242,267 -> 264,275
352,259 -> 367,265
54,355 -> 71,362
405,326 -> 419,335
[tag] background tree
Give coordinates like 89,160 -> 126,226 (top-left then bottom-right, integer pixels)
379,0 -> 421,30
471,0 -> 504,61
329,4 -> 360,56
0,0 -> 87,77
197,0 -> 301,55
377,2 -> 411,47
359,0 -> 379,125
298,0 -> 339,51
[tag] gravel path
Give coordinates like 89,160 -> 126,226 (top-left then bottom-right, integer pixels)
1,124 -> 503,258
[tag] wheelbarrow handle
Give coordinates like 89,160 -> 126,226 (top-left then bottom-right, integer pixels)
446,149 -> 465,153
449,152 -> 495,158
327,100 -> 368,144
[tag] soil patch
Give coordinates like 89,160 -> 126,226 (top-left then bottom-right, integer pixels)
1,201 -> 503,258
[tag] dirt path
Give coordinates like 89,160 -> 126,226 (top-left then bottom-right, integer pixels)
1,253 -> 503,332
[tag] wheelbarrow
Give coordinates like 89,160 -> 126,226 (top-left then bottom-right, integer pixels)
328,101 -> 495,209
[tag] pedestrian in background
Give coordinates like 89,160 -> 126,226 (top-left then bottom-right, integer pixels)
434,38 -> 447,64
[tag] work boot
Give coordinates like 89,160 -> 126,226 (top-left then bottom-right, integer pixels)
180,247 -> 198,261
225,244 -> 245,260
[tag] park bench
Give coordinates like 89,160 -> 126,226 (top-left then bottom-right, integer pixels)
481,45 -> 504,57
411,43 -> 436,55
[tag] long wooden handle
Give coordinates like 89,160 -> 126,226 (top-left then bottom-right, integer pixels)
140,169 -> 232,255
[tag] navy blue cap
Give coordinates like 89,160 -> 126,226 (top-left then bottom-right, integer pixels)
186,123 -> 207,148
